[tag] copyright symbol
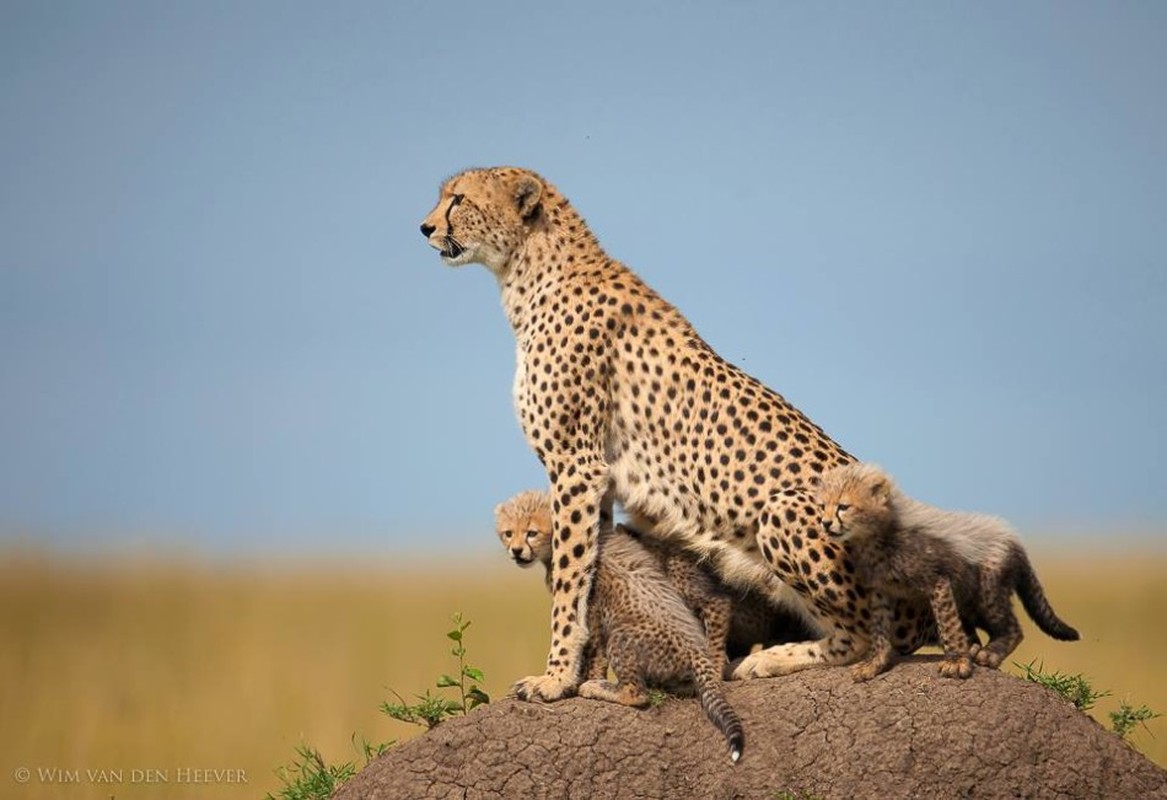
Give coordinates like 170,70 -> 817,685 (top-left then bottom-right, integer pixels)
13,767 -> 31,783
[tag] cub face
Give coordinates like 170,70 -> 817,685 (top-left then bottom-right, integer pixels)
494,490 -> 553,568
419,167 -> 545,273
818,463 -> 896,541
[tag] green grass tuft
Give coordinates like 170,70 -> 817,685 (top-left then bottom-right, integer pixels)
1016,659 -> 1162,751
265,744 -> 357,800
269,612 -> 489,800
646,688 -> 669,708
1014,659 -> 1109,711
1110,700 -> 1162,740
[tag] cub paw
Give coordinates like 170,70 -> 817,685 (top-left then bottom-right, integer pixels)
576,679 -> 608,700
938,655 -> 974,679
512,671 -> 576,702
850,653 -> 892,682
579,679 -> 648,707
973,648 -> 1003,669
850,660 -> 881,682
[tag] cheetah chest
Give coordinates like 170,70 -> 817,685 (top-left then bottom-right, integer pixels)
512,342 -> 528,420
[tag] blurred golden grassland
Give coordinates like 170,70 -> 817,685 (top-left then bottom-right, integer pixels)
2,546 -> 1165,800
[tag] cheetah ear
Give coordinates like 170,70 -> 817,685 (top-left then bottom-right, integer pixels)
493,502 -> 504,517
514,176 -> 543,221
869,478 -> 891,502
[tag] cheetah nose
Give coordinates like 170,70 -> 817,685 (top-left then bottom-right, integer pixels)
419,223 -> 436,238
823,520 -> 833,533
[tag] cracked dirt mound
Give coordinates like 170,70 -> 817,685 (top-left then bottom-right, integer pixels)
335,658 -> 1167,800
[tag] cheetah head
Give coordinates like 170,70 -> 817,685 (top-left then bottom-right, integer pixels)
494,489 -> 553,569
419,167 -> 545,275
818,462 -> 896,541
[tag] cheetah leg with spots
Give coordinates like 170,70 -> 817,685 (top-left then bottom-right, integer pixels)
850,591 -> 896,681
929,577 -> 974,679
972,570 -> 1023,669
578,629 -> 650,706
513,456 -> 611,702
582,619 -> 609,681
734,489 -> 875,679
962,619 -> 982,653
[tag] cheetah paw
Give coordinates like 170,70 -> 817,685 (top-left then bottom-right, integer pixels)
938,655 -> 974,679
850,658 -> 887,682
731,645 -> 808,680
512,672 -> 576,702
973,648 -> 1003,669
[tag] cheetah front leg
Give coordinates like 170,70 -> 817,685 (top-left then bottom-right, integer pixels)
513,455 -> 611,702
930,577 -> 974,678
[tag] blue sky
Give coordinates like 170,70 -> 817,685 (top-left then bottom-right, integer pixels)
1,1 -> 1164,556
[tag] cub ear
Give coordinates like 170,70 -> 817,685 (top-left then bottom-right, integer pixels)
493,502 -> 505,518
869,478 -> 891,502
514,175 -> 543,221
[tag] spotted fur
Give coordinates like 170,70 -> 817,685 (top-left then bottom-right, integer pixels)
818,463 -> 1080,680
422,167 -> 935,698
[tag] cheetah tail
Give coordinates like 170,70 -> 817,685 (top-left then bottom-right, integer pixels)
1014,547 -> 1080,642
692,652 -> 744,763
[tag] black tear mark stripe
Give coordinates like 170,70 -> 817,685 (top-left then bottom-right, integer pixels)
444,193 -> 463,234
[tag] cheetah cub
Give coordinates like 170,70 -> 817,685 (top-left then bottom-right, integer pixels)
817,463 -> 1079,681
494,490 -> 555,587
495,491 -> 745,763
497,496 -> 819,677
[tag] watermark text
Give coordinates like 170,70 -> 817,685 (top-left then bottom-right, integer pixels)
12,766 -> 247,785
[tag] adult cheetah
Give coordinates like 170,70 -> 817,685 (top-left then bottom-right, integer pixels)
420,167 -> 934,700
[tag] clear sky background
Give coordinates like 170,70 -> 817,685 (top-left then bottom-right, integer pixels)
2,1 -> 1164,557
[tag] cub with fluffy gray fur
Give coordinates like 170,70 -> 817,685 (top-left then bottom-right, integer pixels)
818,463 -> 1079,681
495,490 -> 745,762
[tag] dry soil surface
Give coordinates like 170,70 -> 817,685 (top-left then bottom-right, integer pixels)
336,657 -> 1167,800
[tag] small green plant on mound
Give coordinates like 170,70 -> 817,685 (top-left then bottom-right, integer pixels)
268,612 -> 488,800
1014,660 -> 1161,748
1014,659 -> 1108,711
267,736 -> 395,800
1110,699 -> 1162,741
646,688 -> 669,708
266,743 -> 358,800
381,612 -> 490,729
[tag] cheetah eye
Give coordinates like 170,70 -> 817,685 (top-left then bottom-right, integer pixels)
836,504 -> 850,513
451,193 -> 464,206
525,530 -> 539,540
